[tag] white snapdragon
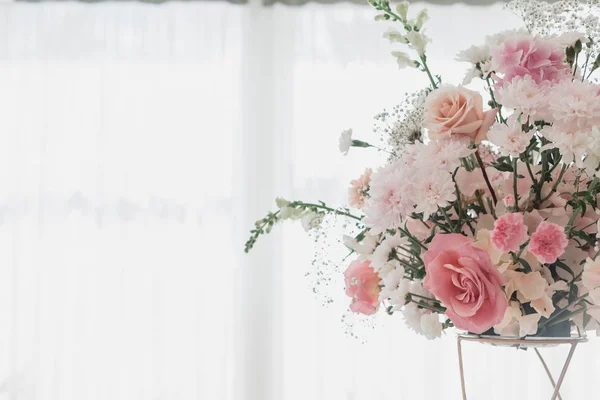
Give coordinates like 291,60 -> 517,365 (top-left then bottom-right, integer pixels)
279,206 -> 303,220
275,197 -> 290,208
383,30 -> 407,44
414,9 -> 429,30
406,31 -> 429,56
395,1 -> 409,20
339,129 -> 353,155
301,212 -> 323,232
391,51 -> 414,69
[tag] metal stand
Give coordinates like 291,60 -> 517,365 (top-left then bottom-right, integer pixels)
457,334 -> 587,400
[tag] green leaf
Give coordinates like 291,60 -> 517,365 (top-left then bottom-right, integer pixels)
583,312 -> 591,328
566,46 -> 576,63
591,52 -> 600,73
554,260 -> 575,278
492,163 -> 514,172
518,258 -> 532,273
569,284 -> 579,304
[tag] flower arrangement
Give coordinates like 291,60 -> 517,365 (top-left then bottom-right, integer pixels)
245,0 -> 600,340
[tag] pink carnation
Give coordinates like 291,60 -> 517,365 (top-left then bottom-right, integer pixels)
528,221 -> 569,264
344,259 -> 381,315
491,213 -> 529,253
547,80 -> 600,132
423,234 -> 507,334
348,168 -> 372,209
491,35 -> 569,85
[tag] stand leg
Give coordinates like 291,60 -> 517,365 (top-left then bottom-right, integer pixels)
457,337 -> 467,400
550,343 -> 578,400
534,348 -> 562,400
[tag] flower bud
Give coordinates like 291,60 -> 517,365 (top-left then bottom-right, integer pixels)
415,9 -> 428,30
395,1 -> 409,20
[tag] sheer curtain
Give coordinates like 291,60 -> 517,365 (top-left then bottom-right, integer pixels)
0,2 -> 598,400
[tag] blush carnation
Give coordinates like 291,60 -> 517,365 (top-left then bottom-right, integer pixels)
348,168 -> 372,209
344,259 -> 381,315
491,35 -> 569,85
363,162 -> 414,235
495,75 -> 550,120
528,221 -> 569,264
491,213 -> 529,253
423,234 -> 507,334
487,115 -> 534,157
547,80 -> 600,132
411,171 -> 457,220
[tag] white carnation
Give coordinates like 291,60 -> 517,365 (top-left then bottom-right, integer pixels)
339,129 -> 353,155
455,44 -> 490,65
343,233 -> 378,256
402,303 -> 424,333
420,313 -> 442,340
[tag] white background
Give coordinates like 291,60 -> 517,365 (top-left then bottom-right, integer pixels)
0,1 -> 597,399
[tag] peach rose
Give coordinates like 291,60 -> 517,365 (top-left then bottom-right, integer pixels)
423,233 -> 507,334
423,85 -> 498,143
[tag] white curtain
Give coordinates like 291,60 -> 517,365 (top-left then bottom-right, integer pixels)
0,2 -> 598,400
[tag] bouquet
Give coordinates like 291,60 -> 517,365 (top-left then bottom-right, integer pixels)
245,0 -> 600,340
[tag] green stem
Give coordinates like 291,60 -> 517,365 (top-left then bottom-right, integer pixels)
409,298 -> 446,313
512,157 -> 519,211
439,207 -> 455,232
540,164 -> 569,204
408,292 -> 441,304
397,226 -> 429,250
486,77 -> 504,123
541,294 -> 589,329
420,55 -> 438,90
294,202 -> 362,221
475,149 -> 498,205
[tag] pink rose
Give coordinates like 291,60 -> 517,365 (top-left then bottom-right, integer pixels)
528,221 -> 569,264
423,85 -> 498,143
348,168 -> 372,209
423,234 -> 507,334
344,259 -> 381,315
491,213 -> 529,253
